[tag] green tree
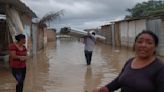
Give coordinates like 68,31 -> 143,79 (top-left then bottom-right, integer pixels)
127,0 -> 164,17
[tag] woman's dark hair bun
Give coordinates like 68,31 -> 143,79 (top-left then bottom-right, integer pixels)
15,34 -> 25,41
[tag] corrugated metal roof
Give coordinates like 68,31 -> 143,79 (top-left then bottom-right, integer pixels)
0,0 -> 37,18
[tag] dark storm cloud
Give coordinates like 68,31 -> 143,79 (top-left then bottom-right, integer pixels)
22,0 -> 148,31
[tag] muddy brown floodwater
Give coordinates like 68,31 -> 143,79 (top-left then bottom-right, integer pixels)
0,39 -> 163,92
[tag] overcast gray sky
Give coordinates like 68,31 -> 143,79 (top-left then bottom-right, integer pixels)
22,0 -> 149,31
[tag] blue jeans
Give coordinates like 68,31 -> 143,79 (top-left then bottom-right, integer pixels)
84,50 -> 93,65
12,68 -> 26,92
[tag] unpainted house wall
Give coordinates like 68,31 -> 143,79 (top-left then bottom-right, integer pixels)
32,23 -> 38,55
37,27 -> 44,51
118,18 -> 164,56
120,22 -> 128,47
147,19 -> 164,56
21,14 -> 33,55
159,19 -> 164,56
128,19 -> 146,47
135,19 -> 146,35
44,28 -> 47,47
128,21 -> 136,47
120,19 -> 146,48
114,22 -> 121,47
47,29 -> 56,42
101,25 -> 112,44
21,14 -> 32,26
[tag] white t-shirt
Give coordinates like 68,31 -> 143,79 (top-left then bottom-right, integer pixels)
84,36 -> 96,51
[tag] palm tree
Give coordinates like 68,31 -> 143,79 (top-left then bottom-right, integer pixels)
38,10 -> 64,27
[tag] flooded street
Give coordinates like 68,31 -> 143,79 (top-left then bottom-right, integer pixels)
0,39 -> 157,92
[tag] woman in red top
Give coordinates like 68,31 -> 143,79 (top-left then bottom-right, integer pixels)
9,34 -> 28,92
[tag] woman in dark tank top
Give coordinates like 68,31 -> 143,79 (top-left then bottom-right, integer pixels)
93,30 -> 164,92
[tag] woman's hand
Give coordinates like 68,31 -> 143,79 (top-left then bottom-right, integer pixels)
19,56 -> 28,61
93,86 -> 109,92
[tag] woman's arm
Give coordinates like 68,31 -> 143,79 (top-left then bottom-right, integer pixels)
9,51 -> 21,59
93,86 -> 109,92
92,77 -> 120,92
9,44 -> 28,61
156,67 -> 164,92
105,77 -> 121,91
93,59 -> 132,92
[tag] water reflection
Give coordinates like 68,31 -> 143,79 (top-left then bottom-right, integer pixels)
1,40 -> 163,92
84,66 -> 93,92
0,68 -> 15,92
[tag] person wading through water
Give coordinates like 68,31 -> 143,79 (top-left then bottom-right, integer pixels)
83,31 -> 96,65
